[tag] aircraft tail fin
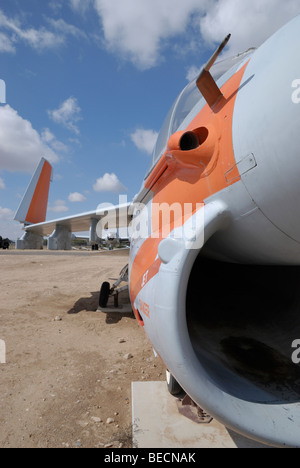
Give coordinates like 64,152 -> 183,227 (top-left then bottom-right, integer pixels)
14,158 -> 53,225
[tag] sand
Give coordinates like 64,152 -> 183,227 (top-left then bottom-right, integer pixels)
0,250 -> 165,448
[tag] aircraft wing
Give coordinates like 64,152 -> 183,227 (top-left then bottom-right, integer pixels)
15,158 -> 132,249
24,203 -> 132,237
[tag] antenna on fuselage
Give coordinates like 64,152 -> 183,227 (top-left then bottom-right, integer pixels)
196,34 -> 231,109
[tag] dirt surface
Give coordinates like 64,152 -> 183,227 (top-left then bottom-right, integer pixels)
0,250 -> 165,448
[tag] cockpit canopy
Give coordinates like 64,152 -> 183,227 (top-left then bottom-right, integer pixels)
147,49 -> 255,178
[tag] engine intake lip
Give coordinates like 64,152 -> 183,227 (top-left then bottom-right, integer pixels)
153,237 -> 300,448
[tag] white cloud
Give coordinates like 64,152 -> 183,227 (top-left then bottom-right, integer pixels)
68,192 -> 87,202
41,128 -> 69,153
0,10 -> 64,51
183,1 -> 300,81
15,27 -> 65,51
49,199 -> 69,213
93,173 -> 127,193
0,105 -> 59,173
199,0 -> 300,56
69,0 -> 94,14
0,31 -> 15,53
47,18 -> 87,41
186,65 -> 201,83
48,97 -> 82,135
94,0 -> 206,69
91,0 -> 300,70
131,129 -> 158,155
53,173 -> 63,182
0,9 -> 86,54
0,177 -> 5,190
49,1 -> 63,14
50,140 -> 69,153
0,207 -> 12,219
0,207 -> 23,240
41,128 -> 55,143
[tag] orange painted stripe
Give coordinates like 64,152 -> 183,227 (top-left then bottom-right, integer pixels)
150,63 -> 249,222
130,62 -> 250,309
25,160 -> 52,224
145,155 -> 168,191
131,255 -> 162,309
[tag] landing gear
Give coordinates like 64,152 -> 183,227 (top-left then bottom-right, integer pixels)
166,370 -> 185,397
98,264 -> 132,313
99,281 -> 110,308
166,370 -> 213,423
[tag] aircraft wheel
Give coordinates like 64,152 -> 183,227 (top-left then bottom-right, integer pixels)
166,370 -> 185,397
99,282 -> 110,308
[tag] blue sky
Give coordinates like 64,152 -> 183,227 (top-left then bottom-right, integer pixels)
0,0 -> 300,240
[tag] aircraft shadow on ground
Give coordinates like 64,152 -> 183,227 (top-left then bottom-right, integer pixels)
67,290 -> 134,324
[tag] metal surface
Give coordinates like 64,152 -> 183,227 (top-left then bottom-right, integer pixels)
176,395 -> 213,424
132,381 -> 270,448
14,14 -> 300,448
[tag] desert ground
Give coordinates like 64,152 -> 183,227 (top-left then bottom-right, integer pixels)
0,249 -> 165,448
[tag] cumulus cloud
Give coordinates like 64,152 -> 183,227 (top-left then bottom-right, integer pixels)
0,8 -> 86,54
90,0 -> 300,70
0,206 -> 23,240
93,173 -> 127,193
0,207 -> 12,219
47,18 -> 87,40
0,105 -> 58,173
0,31 -> 15,53
94,0 -> 206,69
186,65 -> 201,83
68,192 -> 87,202
199,0 -> 300,56
48,97 -> 82,135
41,128 -> 69,153
48,199 -> 69,213
131,128 -> 158,155
69,0 -> 94,14
0,177 -> 5,189
0,10 -> 63,51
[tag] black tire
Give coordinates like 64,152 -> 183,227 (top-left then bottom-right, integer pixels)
166,370 -> 185,397
99,282 -> 110,308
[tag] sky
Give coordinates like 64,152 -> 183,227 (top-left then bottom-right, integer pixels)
0,0 -> 300,240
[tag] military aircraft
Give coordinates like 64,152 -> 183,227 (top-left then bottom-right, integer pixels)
99,230 -> 130,250
15,15 -> 300,447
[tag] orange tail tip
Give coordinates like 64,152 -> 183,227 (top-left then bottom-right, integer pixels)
14,158 -> 53,225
